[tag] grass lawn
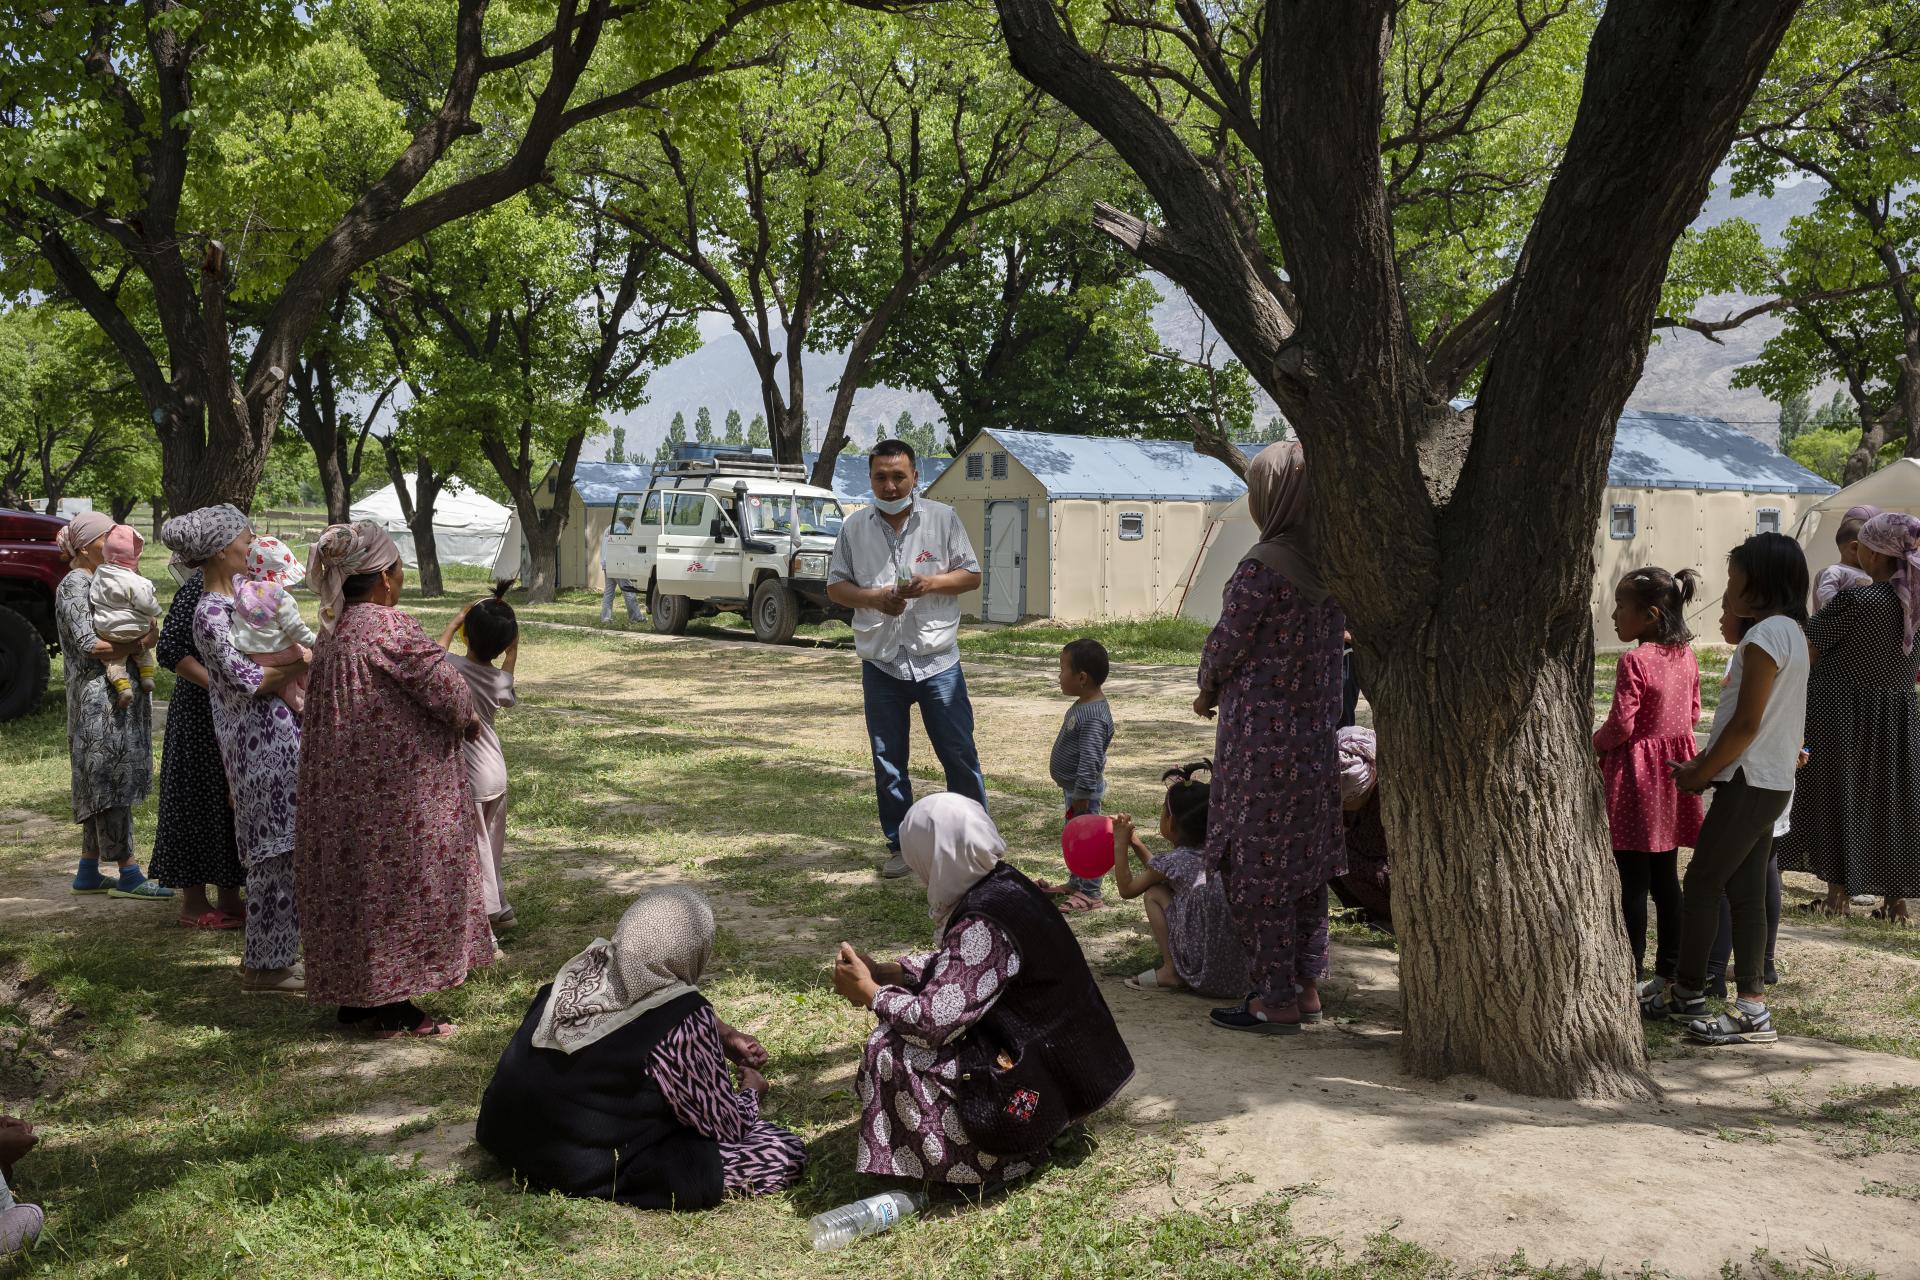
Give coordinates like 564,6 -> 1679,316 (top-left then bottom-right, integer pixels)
1,558 -> 1913,1278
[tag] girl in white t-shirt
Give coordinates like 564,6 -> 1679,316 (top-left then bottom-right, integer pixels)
1643,533 -> 1810,1046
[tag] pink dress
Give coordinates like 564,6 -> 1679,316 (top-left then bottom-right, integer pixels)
292,604 -> 494,1006
1594,643 -> 1705,852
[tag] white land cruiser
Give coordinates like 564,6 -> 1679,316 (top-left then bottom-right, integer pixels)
602,456 -> 852,643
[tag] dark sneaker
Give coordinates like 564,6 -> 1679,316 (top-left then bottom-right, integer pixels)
880,852 -> 911,879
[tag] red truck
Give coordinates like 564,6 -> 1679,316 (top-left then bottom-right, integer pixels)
0,508 -> 67,720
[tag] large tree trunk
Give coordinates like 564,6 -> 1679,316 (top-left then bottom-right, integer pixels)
381,444 -> 448,598
1844,393 -> 1894,484
991,0 -> 1799,1099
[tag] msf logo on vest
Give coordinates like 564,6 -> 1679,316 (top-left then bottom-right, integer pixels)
913,550 -> 938,567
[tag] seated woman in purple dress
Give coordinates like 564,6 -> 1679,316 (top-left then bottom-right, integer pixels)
832,794 -> 1133,1187
476,888 -> 806,1210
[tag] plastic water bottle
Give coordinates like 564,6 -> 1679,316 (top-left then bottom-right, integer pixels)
808,1190 -> 925,1250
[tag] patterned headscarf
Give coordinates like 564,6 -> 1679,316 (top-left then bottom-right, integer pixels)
246,535 -> 306,587
900,793 -> 1005,932
55,511 -> 113,561
1858,511 -> 1920,653
160,504 -> 250,575
1337,726 -> 1378,809
531,887 -> 715,1055
306,521 -> 401,633
1241,441 -> 1328,606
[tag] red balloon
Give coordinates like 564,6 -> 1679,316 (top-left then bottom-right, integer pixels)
1061,814 -> 1116,879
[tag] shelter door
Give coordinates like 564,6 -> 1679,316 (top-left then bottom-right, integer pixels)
984,501 -> 1024,623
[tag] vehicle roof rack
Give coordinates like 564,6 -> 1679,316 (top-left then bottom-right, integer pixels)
654,455 -> 810,483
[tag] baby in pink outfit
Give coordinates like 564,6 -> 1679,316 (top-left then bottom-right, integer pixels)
229,536 -> 317,714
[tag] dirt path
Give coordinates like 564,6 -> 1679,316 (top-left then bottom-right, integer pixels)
6,627 -> 1915,1277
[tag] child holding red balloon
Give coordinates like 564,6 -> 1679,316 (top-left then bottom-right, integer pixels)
1037,639 -> 1115,911
1112,762 -> 1248,997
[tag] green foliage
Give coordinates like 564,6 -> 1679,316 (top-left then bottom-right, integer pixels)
258,426 -> 322,508
608,426 -> 628,464
0,304 -> 155,508
1724,2 -> 1920,448
694,406 -> 713,443
1777,391 -> 1812,449
746,413 -> 770,450
723,408 -> 744,445
1813,391 -> 1860,432
1788,426 -> 1860,484
655,411 -> 690,463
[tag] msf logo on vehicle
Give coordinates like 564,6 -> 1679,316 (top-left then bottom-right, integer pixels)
685,560 -> 717,574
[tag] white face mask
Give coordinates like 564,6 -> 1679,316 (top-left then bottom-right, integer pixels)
872,494 -> 913,516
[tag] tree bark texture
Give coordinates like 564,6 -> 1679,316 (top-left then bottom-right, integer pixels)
381,443 -> 448,599
992,0 -> 1800,1098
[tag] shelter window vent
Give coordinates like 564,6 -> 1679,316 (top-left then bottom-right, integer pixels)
966,453 -> 985,481
1609,504 -> 1636,540
1118,512 -> 1146,541
991,452 -> 1009,479
1756,507 -> 1782,536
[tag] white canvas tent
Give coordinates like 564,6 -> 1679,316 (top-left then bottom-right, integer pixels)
350,475 -> 522,580
1174,493 -> 1253,624
1793,457 -> 1920,588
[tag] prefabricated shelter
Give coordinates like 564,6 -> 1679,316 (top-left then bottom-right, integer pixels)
350,475 -> 522,580
1175,410 -> 1836,648
553,462 -> 656,590
1793,456 -> 1920,590
924,428 -> 1246,623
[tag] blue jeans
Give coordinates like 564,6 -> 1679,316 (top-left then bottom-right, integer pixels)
1065,790 -> 1105,898
862,661 -> 988,852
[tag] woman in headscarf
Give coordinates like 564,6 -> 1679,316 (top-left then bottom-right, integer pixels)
292,521 -> 494,1034
151,505 -> 252,928
832,793 -> 1133,1186
53,511 -> 170,901
1194,441 -> 1346,1033
179,507 -> 309,991
1776,511 -> 1920,924
476,888 -> 806,1209
1331,726 -> 1393,933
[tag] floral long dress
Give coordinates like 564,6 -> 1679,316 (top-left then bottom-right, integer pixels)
293,603 -> 493,1007
1198,559 -> 1346,1006
54,571 -> 152,832
854,916 -> 1039,1187
651,1005 -> 809,1195
150,571 -> 245,890
195,589 -> 303,969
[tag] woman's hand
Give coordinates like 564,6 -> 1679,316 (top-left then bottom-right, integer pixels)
737,1065 -> 770,1097
855,950 -> 904,984
718,1021 -> 769,1068
91,637 -> 137,661
0,1116 -> 36,1177
833,942 -> 880,1009
1192,690 -> 1218,720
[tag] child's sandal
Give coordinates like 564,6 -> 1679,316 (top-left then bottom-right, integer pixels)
1124,970 -> 1184,993
1687,1004 -> 1777,1045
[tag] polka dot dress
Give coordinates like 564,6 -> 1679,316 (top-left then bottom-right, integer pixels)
1775,583 -> 1920,897
148,573 -> 245,890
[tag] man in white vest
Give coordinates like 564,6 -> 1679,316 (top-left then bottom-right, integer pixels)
827,439 -> 987,876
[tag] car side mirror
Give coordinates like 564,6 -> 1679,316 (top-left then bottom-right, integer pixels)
709,518 -> 729,540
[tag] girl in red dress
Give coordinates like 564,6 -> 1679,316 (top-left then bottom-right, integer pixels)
1595,567 -> 1706,979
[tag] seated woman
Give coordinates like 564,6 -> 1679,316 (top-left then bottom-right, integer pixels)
475,888 -> 806,1210
1330,726 -> 1394,934
832,794 -> 1133,1187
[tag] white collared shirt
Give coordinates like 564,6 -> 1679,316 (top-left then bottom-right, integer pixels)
827,499 -> 979,681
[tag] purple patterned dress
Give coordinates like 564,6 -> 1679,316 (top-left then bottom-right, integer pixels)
854,916 -> 1039,1186
194,590 -> 303,970
1199,559 -> 1346,1006
651,1005 -> 808,1195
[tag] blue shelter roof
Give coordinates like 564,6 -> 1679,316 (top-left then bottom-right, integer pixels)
984,429 -> 1249,501
826,453 -> 951,503
572,462 -> 656,507
1608,410 -> 1836,495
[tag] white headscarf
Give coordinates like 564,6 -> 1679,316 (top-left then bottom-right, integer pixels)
531,886 -> 715,1054
900,793 -> 1005,931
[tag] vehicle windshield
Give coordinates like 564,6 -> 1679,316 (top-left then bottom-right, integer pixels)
744,493 -> 844,537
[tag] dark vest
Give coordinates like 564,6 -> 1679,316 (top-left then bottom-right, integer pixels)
475,986 -> 724,1210
945,864 -> 1135,1135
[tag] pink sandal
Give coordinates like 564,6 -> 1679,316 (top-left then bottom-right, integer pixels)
177,911 -> 242,930
374,1016 -> 457,1040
